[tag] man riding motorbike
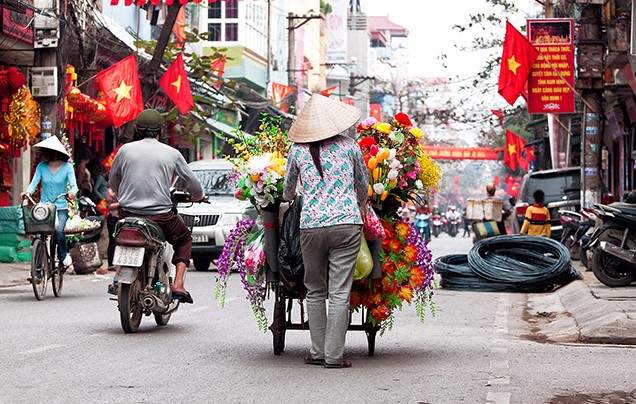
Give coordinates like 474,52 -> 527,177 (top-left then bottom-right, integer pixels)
109,109 -> 204,304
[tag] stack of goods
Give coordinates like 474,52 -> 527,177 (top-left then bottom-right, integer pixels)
0,206 -> 31,262
216,112 -> 442,332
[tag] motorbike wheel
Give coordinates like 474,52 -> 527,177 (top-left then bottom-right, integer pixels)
591,244 -> 636,287
562,236 -> 581,261
118,281 -> 143,333
154,312 -> 171,326
580,247 -> 589,270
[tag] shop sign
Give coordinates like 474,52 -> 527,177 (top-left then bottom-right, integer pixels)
325,0 -> 348,64
1,5 -> 34,45
421,146 -> 501,161
527,18 -> 575,114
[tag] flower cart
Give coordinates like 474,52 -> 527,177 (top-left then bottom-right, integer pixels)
215,112 -> 441,356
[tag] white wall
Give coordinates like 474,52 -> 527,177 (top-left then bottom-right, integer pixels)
100,0 -> 152,40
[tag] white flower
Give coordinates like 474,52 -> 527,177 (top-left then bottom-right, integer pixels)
415,179 -> 424,189
389,158 -> 402,169
373,183 -> 385,195
387,169 -> 399,180
389,149 -> 397,159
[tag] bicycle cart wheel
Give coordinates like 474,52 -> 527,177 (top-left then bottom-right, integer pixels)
118,281 -> 143,333
30,239 -> 48,301
50,240 -> 63,298
271,288 -> 287,355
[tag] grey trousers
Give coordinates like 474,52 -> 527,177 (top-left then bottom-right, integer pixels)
300,224 -> 362,364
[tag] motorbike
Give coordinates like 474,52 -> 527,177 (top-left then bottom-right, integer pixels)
585,202 -> 636,287
559,208 -> 597,263
415,213 -> 431,242
110,191 -> 207,333
447,216 -> 459,237
432,214 -> 443,238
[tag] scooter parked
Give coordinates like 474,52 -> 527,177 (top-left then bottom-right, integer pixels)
559,208 -> 596,262
586,199 -> 636,287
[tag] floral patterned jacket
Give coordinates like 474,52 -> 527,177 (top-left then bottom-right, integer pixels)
283,135 -> 368,229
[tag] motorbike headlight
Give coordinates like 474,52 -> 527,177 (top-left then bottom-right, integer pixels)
221,213 -> 242,227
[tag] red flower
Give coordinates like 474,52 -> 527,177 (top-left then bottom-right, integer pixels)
382,276 -> 398,293
370,144 -> 379,156
358,136 -> 376,149
394,112 -> 413,127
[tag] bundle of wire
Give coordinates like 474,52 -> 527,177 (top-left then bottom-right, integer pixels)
434,235 -> 581,292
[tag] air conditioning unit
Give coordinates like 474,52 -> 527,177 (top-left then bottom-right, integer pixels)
30,67 -> 58,97
33,0 -> 59,48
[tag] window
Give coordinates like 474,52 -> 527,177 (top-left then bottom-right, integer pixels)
208,2 -> 221,19
225,0 -> 238,18
225,22 -> 238,41
208,23 -> 221,41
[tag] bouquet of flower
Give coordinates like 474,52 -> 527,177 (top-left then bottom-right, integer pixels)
228,114 -> 290,209
357,113 -> 441,214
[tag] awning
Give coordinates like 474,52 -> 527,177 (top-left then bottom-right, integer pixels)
191,112 -> 238,139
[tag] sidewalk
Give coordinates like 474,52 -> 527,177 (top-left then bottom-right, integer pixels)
525,263 -> 636,345
0,262 -> 31,288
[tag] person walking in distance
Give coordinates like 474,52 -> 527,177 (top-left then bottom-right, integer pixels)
520,189 -> 551,237
283,94 -> 368,368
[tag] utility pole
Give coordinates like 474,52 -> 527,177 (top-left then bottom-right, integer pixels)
266,0 -> 271,99
575,2 -> 604,207
287,12 -> 322,110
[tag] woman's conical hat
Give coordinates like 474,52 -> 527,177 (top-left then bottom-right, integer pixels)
288,94 -> 361,143
33,136 -> 70,158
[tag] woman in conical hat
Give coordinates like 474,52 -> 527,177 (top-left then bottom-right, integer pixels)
283,94 -> 368,368
23,136 -> 78,268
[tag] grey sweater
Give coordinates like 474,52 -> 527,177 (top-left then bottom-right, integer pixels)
109,138 -> 204,215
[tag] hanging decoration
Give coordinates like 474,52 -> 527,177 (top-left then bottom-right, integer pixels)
3,86 -> 40,154
0,66 -> 26,113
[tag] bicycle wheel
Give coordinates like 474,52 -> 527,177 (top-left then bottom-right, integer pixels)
30,238 -> 48,301
51,239 -> 63,297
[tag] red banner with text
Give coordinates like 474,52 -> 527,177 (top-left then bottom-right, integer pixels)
527,18 -> 575,114
421,146 -> 501,160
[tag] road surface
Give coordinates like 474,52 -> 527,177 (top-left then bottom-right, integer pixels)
1,234 -> 634,403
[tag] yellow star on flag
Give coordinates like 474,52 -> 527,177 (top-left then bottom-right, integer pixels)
171,75 -> 182,93
507,55 -> 521,75
508,143 -> 517,155
113,81 -> 132,103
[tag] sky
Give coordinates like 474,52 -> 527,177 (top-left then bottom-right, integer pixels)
364,0 -> 541,79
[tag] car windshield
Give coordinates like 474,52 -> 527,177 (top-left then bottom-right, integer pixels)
194,169 -> 233,196
524,172 -> 580,203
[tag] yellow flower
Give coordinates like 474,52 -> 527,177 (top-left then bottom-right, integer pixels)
410,127 -> 424,139
396,222 -> 410,239
270,157 -> 286,176
373,122 -> 393,135
417,150 -> 442,192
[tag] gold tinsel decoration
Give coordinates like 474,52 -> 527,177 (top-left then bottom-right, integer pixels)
4,86 -> 40,147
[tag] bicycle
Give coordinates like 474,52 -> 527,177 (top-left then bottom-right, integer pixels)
22,193 -> 69,301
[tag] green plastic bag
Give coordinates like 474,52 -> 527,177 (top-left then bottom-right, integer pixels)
354,237 -> 373,281
0,246 -> 17,263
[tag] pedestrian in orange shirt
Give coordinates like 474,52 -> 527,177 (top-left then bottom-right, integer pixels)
520,189 -> 551,237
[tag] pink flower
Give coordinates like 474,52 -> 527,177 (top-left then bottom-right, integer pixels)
362,117 -> 378,127
405,170 -> 418,180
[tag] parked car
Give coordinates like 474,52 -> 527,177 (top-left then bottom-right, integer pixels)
177,159 -> 249,271
515,167 -> 581,240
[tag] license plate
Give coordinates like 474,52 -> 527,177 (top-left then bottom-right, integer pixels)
113,246 -> 145,267
192,234 -> 209,244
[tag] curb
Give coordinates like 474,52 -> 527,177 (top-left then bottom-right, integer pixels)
526,280 -> 636,345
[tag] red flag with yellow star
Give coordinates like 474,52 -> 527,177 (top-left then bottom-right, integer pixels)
95,55 -> 144,128
504,130 -> 526,171
159,53 -> 194,115
498,21 -> 539,106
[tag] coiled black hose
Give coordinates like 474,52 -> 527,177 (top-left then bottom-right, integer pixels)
435,235 -> 581,292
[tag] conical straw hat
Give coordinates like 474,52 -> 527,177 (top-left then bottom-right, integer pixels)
33,136 -> 70,158
288,94 -> 361,143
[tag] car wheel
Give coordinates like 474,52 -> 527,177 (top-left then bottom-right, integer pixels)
193,256 -> 211,272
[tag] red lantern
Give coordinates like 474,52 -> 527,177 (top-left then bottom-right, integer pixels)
6,67 -> 25,93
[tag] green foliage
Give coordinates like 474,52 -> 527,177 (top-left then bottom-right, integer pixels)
320,0 -> 333,15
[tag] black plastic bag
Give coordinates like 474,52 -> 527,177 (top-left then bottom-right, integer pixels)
278,196 -> 306,294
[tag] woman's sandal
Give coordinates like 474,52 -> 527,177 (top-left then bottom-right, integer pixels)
304,355 -> 324,366
324,360 -> 352,369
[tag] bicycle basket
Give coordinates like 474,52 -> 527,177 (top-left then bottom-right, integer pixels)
22,203 -> 57,234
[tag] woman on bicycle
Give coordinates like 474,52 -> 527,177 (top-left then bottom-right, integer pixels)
23,136 -> 78,267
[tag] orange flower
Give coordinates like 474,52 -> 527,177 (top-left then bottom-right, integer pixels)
383,261 -> 396,275
409,267 -> 425,289
389,239 -> 401,252
404,245 -> 417,262
395,222 -> 410,239
371,305 -> 391,322
398,286 -> 413,301
370,292 -> 383,305
382,276 -> 398,293
350,291 -> 362,307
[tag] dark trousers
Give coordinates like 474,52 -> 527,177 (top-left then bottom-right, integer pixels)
107,215 -> 118,266
120,210 -> 192,266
